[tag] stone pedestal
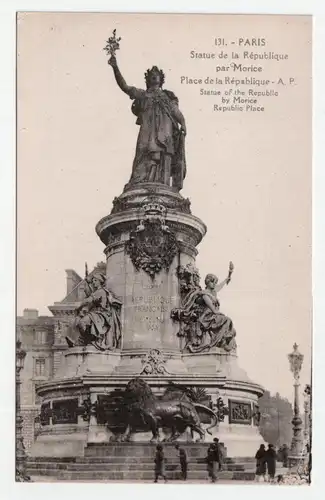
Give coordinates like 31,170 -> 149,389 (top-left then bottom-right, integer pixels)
87,391 -> 115,444
31,348 -> 264,457
96,186 -> 206,356
31,183 -> 265,464
55,347 -> 121,378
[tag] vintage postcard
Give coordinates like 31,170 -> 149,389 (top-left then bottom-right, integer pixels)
16,12 -> 312,485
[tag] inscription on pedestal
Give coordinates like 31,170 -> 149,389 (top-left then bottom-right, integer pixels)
140,316 -> 164,331
132,295 -> 175,332
141,280 -> 162,290
133,295 -> 172,311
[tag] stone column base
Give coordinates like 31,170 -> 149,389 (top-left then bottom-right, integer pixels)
30,425 -> 89,457
55,347 -> 121,378
288,454 -> 305,470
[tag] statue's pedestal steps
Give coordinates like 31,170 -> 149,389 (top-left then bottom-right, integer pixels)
26,443 -> 257,481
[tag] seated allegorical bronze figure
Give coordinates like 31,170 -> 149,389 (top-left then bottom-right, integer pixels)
66,272 -> 122,351
171,263 -> 237,353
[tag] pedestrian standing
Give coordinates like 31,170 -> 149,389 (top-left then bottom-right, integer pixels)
206,443 -> 219,483
265,444 -> 277,483
175,444 -> 188,480
213,438 -> 223,471
282,444 -> 289,468
255,444 -> 266,482
154,444 -> 167,483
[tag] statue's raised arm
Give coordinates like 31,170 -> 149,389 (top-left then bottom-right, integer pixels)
215,261 -> 234,292
108,55 -> 139,97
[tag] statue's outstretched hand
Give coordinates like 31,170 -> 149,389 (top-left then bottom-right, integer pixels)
108,55 -> 117,68
226,261 -> 234,284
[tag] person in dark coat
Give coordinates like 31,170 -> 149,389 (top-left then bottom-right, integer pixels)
175,444 -> 188,480
265,444 -> 277,482
213,438 -> 223,471
282,444 -> 289,468
154,444 -> 167,483
255,444 -> 266,481
206,443 -> 219,483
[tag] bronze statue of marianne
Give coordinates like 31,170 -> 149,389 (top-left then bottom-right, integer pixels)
108,55 -> 187,191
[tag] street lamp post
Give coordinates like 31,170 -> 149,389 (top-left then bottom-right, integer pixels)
16,340 -> 30,481
303,385 -> 311,444
287,343 -> 304,468
303,384 -> 312,481
305,383 -> 312,483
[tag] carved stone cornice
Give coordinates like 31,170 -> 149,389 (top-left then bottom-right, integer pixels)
111,183 -> 192,215
96,209 -> 206,247
104,237 -> 198,259
177,241 -> 198,258
16,324 -> 55,333
168,221 -> 205,246
29,346 -> 52,353
52,344 -> 69,351
104,242 -> 126,256
48,306 -> 76,318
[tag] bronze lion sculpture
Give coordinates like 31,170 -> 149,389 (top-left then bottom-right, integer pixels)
109,378 -> 218,443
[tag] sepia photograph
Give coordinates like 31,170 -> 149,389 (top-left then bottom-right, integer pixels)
15,12 -> 312,485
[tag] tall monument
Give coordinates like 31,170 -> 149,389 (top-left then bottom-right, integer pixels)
31,32 -> 264,464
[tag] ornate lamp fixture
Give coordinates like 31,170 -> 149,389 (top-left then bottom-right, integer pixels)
16,340 -> 30,481
287,343 -> 304,467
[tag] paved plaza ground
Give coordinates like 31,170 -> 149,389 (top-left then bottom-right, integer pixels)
29,477 -> 261,484
30,476 -> 285,485
29,464 -> 290,484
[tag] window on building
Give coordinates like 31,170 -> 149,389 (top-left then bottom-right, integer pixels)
35,358 -> 46,377
35,331 -> 46,344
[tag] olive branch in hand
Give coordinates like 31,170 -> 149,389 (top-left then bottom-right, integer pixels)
103,29 -> 122,58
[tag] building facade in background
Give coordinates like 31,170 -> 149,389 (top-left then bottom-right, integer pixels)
17,263 -> 105,452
